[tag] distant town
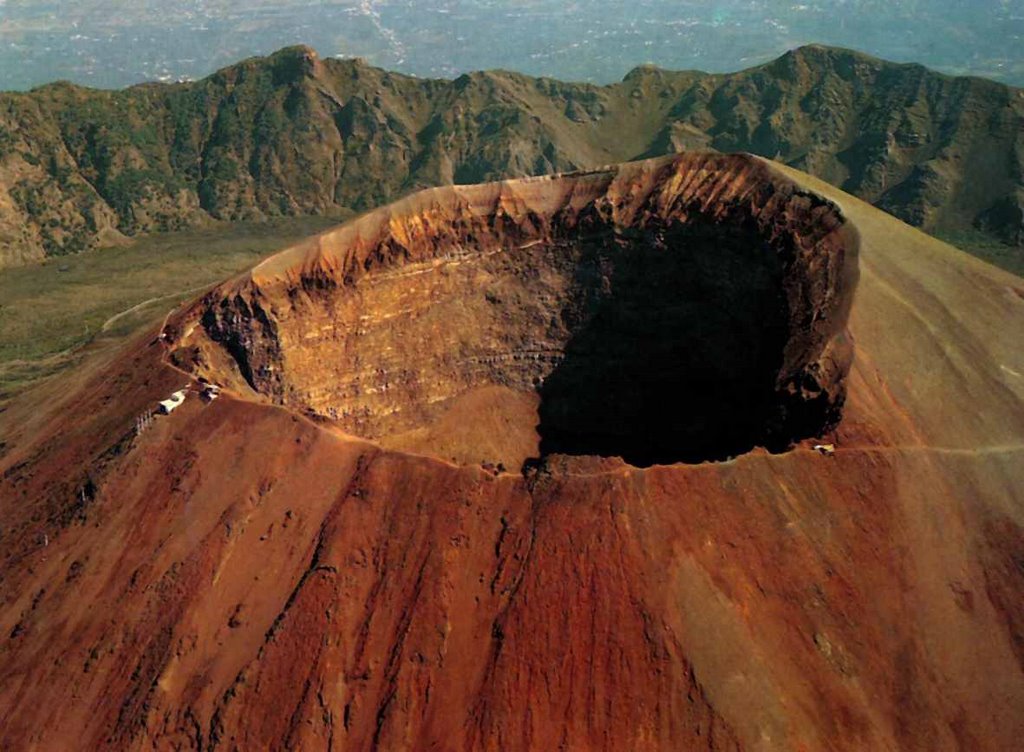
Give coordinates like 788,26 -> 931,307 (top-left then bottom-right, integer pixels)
1,0 -> 1022,90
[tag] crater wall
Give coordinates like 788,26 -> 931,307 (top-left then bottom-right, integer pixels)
168,153 -> 859,466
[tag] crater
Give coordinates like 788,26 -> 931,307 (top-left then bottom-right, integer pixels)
167,153 -> 859,469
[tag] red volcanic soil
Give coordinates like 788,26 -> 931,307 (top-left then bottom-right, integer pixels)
2,153 -> 1024,751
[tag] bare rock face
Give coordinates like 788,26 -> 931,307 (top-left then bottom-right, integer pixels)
169,153 -> 858,467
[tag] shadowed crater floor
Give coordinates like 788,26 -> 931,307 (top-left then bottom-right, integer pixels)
167,153 -> 859,469
535,219 -> 790,466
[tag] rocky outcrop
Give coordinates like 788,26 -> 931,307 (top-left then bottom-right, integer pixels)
169,153 -> 858,467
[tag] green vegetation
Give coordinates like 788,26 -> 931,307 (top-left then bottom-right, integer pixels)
1,45 -> 1021,268
935,229 -> 1024,278
102,168 -> 187,216
0,215 -> 342,400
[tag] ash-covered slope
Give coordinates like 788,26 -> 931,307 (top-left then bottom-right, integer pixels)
1,154 -> 1023,751
1,43 -> 1022,268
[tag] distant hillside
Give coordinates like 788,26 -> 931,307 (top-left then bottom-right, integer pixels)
1,44 -> 1022,268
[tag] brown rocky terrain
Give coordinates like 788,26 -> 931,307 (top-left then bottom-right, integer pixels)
169,153 -> 857,468
1,43 -> 1022,269
1,153 -> 1023,750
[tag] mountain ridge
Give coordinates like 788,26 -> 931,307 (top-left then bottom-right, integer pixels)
0,43 -> 1021,268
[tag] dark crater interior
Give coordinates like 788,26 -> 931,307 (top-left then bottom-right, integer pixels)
536,220 -> 791,466
173,155 -> 858,469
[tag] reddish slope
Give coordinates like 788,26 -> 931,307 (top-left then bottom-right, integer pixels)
1,155 -> 1023,751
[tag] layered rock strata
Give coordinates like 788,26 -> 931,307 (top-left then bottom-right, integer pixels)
168,153 -> 858,466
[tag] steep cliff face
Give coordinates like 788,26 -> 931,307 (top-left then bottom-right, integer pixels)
1,157 -> 1023,751
169,154 -> 858,467
1,44 -> 1021,268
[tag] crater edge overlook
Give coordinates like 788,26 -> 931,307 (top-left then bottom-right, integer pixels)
167,152 -> 859,468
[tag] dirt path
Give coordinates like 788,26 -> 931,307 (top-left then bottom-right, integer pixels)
100,285 -> 210,333
0,285 -> 211,388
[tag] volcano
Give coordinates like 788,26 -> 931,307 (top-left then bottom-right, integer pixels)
1,153 -> 1023,750
167,154 -> 857,469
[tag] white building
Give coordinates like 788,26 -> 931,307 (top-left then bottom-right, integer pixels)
158,390 -> 187,414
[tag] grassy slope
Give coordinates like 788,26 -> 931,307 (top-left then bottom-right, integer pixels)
0,215 -> 340,400
934,229 -> 1024,278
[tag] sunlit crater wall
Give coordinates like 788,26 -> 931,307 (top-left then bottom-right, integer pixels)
169,153 -> 859,466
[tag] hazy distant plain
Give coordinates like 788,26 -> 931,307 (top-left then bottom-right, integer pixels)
1,0 -> 1022,89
